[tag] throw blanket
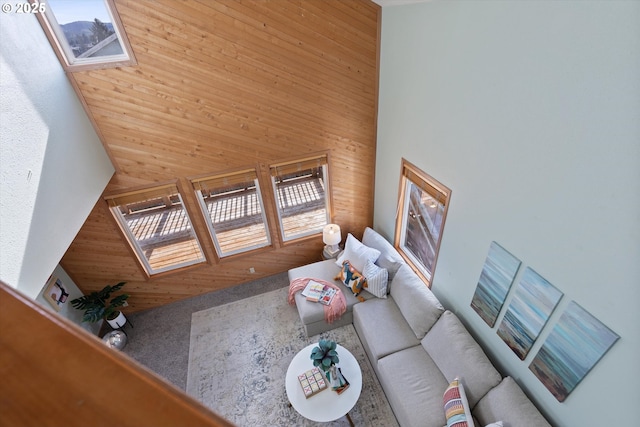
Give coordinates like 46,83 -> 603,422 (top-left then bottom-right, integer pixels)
288,278 -> 347,324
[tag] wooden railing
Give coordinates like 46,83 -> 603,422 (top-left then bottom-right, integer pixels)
0,282 -> 234,427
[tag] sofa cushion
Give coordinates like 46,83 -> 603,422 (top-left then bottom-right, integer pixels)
390,264 -> 444,339
353,297 -> 420,366
377,345 -> 449,427
293,289 -> 365,326
289,259 -> 372,329
335,233 -> 381,273
362,227 -> 405,280
288,259 -> 341,283
473,377 -> 552,427
422,311 -> 502,407
362,259 -> 388,298
443,377 -> 475,427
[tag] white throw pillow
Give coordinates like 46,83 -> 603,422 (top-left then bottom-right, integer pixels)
362,259 -> 388,298
484,422 -> 503,427
335,233 -> 381,273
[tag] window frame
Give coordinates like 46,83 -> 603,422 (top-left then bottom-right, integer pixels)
394,159 -> 451,287
192,168 -> 272,258
105,183 -> 207,277
32,0 -> 136,72
269,154 -> 332,243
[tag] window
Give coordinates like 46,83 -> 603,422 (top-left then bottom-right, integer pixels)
106,184 -> 206,276
395,159 -> 451,286
33,0 -> 136,71
192,169 -> 271,257
270,155 -> 331,242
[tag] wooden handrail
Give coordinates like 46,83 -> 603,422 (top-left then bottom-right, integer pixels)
0,281 -> 234,427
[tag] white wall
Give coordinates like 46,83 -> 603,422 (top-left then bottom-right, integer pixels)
374,1 -> 640,426
0,13 -> 114,299
36,265 -> 103,335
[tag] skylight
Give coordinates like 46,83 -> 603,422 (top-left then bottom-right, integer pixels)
33,0 -> 136,71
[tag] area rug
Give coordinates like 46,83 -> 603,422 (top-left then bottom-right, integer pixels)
186,286 -> 399,426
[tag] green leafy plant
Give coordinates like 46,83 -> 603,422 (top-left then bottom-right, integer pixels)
310,339 -> 339,370
70,282 -> 129,323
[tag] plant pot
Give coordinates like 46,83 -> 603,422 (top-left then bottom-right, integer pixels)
106,311 -> 127,329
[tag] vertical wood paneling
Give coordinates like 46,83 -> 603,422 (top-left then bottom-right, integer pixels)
61,0 -> 380,312
0,282 -> 232,427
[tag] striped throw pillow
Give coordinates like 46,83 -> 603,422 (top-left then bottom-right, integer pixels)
443,377 -> 475,427
362,259 -> 388,298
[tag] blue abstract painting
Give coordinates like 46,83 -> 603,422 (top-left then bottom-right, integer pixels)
470,242 -> 521,327
497,267 -> 563,360
529,301 -> 619,402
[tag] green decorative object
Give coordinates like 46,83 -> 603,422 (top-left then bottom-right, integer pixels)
70,281 -> 129,323
310,339 -> 339,373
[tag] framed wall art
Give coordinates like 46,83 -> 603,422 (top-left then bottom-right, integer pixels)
497,267 -> 563,360
529,301 -> 619,402
470,241 -> 521,327
43,276 -> 70,311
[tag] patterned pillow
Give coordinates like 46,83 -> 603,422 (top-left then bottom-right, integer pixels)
443,377 -> 475,427
335,260 -> 367,297
362,259 -> 388,298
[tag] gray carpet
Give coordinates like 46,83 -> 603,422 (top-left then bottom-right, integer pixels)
186,286 -> 399,426
122,272 -> 289,390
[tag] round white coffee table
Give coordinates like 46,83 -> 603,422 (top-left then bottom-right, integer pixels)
286,343 -> 362,425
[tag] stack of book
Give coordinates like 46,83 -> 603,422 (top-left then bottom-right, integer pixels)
301,280 -> 337,306
328,366 -> 350,395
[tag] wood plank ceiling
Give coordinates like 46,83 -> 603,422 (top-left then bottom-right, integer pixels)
60,0 -> 381,312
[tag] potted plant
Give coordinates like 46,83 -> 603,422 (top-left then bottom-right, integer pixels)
70,281 -> 130,329
310,339 -> 339,373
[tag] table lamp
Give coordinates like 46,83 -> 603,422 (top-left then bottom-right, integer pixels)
322,224 -> 342,258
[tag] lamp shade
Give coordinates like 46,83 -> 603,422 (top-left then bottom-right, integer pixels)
322,224 -> 341,246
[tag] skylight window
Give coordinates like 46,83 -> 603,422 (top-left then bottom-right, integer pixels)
32,0 -> 136,71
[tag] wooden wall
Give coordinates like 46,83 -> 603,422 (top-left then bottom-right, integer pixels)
61,0 -> 381,312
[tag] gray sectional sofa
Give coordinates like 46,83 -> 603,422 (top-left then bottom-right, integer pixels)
288,227 -> 552,427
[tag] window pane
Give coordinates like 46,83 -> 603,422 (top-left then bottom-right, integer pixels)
400,181 -> 446,280
272,165 -> 329,241
395,159 -> 451,286
110,189 -> 205,275
48,0 -> 124,58
39,0 -> 134,69
195,175 -> 270,257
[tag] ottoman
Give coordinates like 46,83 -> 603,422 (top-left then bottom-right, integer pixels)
288,259 -> 373,337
